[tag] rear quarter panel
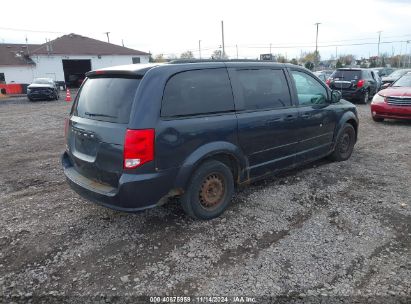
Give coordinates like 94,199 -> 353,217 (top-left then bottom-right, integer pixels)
128,64 -> 243,187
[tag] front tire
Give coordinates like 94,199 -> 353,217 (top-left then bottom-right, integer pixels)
180,160 -> 234,220
372,116 -> 384,122
329,124 -> 356,161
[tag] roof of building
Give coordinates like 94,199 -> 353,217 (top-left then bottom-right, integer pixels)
31,33 -> 150,56
0,44 -> 40,66
0,34 -> 150,66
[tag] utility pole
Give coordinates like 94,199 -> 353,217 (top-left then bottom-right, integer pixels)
314,22 -> 321,69
270,43 -> 272,56
408,41 -> 411,68
25,36 -> 30,56
122,39 -> 124,47
221,20 -> 225,58
236,44 -> 238,59
377,31 -> 382,65
104,32 -> 110,43
198,40 -> 201,59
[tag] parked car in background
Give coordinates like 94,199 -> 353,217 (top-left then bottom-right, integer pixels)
27,78 -> 60,101
326,68 -> 378,104
67,74 -> 85,88
62,61 -> 358,220
381,69 -> 411,88
371,67 -> 395,77
370,69 -> 382,91
371,72 -> 411,122
314,70 -> 334,82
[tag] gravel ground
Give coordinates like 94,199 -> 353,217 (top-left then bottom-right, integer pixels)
0,97 -> 410,303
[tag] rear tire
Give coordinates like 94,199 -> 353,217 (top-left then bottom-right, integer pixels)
372,116 -> 384,122
360,90 -> 369,104
180,160 -> 234,220
329,123 -> 356,162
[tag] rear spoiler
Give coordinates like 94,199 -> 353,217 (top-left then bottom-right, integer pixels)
86,70 -> 143,79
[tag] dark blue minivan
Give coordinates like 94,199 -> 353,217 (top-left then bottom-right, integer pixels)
62,61 -> 358,219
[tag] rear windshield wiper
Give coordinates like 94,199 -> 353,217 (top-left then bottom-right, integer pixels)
84,112 -> 117,118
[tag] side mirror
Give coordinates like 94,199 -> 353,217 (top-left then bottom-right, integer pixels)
331,90 -> 342,103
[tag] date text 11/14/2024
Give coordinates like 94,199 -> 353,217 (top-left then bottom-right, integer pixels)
149,296 -> 256,303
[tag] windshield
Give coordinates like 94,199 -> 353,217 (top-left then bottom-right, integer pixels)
387,70 -> 410,78
331,70 -> 361,80
392,74 -> 411,87
33,78 -> 54,84
74,77 -> 140,124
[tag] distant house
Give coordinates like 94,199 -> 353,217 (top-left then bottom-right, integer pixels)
0,33 -> 150,86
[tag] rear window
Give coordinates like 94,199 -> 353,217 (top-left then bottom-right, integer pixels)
161,69 -> 234,117
75,77 -> 140,123
331,70 -> 361,81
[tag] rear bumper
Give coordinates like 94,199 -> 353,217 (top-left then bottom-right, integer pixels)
370,102 -> 411,120
62,152 -> 178,212
340,89 -> 366,100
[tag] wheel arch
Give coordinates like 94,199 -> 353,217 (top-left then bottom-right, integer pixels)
173,141 -> 248,191
332,111 -> 359,150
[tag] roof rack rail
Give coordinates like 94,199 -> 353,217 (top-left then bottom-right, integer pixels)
169,59 -> 279,64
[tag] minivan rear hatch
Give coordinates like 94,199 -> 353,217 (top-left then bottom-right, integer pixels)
329,70 -> 361,90
67,75 -> 141,187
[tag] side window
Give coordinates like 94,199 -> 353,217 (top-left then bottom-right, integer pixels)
291,70 -> 328,106
232,69 -> 292,110
161,69 -> 234,117
132,57 -> 141,64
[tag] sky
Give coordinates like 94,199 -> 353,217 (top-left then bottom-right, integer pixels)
1,0 -> 411,60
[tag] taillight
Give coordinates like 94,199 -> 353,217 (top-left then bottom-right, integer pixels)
357,79 -> 365,88
123,129 -> 155,169
326,79 -> 331,86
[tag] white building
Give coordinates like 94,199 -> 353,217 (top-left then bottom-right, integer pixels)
0,33 -> 150,86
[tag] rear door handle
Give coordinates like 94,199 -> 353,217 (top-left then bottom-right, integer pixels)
284,114 -> 296,121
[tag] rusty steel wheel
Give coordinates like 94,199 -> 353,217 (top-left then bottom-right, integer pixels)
199,173 -> 226,209
180,160 -> 234,220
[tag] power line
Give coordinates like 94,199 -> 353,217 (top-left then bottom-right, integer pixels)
3,25 -> 411,46
232,34 -> 411,48
233,39 -> 411,49
0,26 -> 65,34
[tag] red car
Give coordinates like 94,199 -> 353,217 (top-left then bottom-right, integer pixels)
371,72 -> 411,122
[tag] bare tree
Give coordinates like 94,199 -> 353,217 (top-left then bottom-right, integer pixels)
211,49 -> 227,60
153,54 -> 167,63
180,51 -> 194,59
338,54 -> 355,66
